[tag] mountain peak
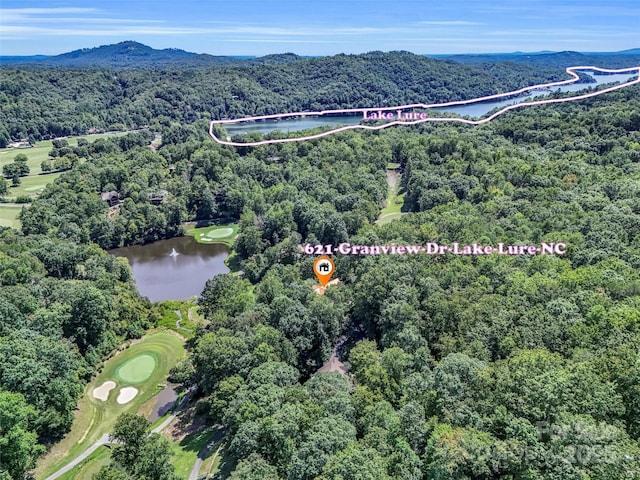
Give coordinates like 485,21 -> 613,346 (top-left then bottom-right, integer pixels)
40,41 -> 197,67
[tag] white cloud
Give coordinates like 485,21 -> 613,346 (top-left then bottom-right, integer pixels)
0,7 -> 100,22
1,7 -> 100,14
0,7 -> 418,40
0,25 -> 213,37
223,38 -> 343,44
10,17 -> 164,24
418,21 -> 482,26
0,23 -> 403,38
488,28 -> 632,37
474,3 -> 640,18
197,26 -> 400,36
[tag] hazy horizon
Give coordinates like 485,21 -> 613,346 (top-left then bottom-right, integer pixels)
2,40 -> 639,59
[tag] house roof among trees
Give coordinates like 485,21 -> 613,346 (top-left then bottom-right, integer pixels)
101,190 -> 119,201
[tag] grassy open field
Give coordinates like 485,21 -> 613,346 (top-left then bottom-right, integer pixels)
35,332 -> 185,480
55,446 -> 111,480
378,167 -> 405,224
67,425 -> 224,480
380,193 -> 405,216
157,300 -> 204,339
185,222 -> 238,247
168,428 -> 223,480
1,141 -> 54,175
0,204 -> 23,229
0,132 -> 130,230
377,211 -> 405,225
53,420 -> 221,480
198,442 -> 223,479
0,132 -> 127,175
6,172 -> 62,198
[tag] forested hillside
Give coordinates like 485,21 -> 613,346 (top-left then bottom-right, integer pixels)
185,86 -> 640,480
0,229 -> 153,479
8,69 -> 640,479
441,50 -> 640,68
0,51 -> 568,145
179,86 -> 640,480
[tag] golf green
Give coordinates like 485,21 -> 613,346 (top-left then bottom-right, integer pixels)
205,227 -> 234,239
114,354 -> 157,384
24,184 -> 47,192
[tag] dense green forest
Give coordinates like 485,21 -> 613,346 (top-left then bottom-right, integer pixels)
1,50 -> 640,479
0,51 -> 569,145
177,86 -> 640,480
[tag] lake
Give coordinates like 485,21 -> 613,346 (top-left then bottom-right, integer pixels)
433,72 -> 636,117
223,72 -> 636,135
110,236 -> 229,302
224,114 -> 362,136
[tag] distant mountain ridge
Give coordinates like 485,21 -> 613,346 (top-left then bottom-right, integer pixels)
23,41 -> 240,67
1,41 -> 639,69
0,40 -> 640,69
606,48 -> 640,55
434,50 -> 640,68
0,41 -> 312,68
53,41 -> 194,61
0,55 -> 50,64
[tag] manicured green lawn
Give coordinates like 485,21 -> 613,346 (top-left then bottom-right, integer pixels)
378,167 -> 405,222
35,332 -> 185,480
115,354 -> 157,384
56,446 -> 111,480
6,172 -> 62,198
377,212 -> 405,225
205,227 -> 234,238
169,428 -> 222,480
0,172 -> 63,229
189,305 -> 203,324
185,223 -> 238,247
0,133 -> 129,221
48,412 -> 219,480
197,439 -> 224,479
1,142 -> 53,175
0,204 -> 23,229
0,132 -> 126,175
380,193 -> 405,216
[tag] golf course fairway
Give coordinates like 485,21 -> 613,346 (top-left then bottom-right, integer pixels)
35,332 -> 185,480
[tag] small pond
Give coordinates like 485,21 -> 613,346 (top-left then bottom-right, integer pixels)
110,236 -> 229,302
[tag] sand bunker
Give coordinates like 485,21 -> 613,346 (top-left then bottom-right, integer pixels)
93,381 -> 116,401
117,387 -> 139,405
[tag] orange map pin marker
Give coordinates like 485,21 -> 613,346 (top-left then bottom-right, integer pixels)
313,256 -> 335,287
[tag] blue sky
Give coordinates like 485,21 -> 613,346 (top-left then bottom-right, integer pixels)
1,0 -> 638,56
